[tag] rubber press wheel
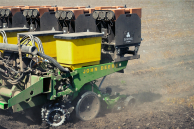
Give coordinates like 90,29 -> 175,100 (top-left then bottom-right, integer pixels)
75,91 -> 100,121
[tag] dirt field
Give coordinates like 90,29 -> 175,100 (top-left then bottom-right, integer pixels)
0,0 -> 194,128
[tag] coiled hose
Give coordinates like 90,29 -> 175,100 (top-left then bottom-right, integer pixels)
20,35 -> 44,54
37,52 -> 69,73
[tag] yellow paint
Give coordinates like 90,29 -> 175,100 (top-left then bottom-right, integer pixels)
83,67 -> 96,74
56,37 -> 101,69
26,35 -> 57,58
0,32 -> 56,58
0,31 -> 28,53
112,64 -> 114,68
0,32 -> 25,44
81,63 -> 117,74
82,69 -> 90,74
39,36 -> 57,58
95,67 -> 97,71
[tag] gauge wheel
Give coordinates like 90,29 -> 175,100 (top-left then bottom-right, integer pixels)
76,91 -> 100,121
124,96 -> 136,108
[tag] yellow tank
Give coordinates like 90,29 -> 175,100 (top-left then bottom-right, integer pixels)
54,32 -> 103,69
18,31 -> 63,58
0,28 -> 29,44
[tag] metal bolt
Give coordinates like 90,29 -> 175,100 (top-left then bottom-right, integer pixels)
117,49 -> 120,54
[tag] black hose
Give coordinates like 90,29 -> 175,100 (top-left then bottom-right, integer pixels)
37,52 -> 69,73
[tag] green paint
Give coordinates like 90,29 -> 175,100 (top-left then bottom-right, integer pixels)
4,61 -> 129,112
8,79 -> 44,107
81,83 -> 101,95
31,75 -> 41,85
0,100 -> 8,109
102,94 -> 127,109
72,61 -> 128,91
57,88 -> 74,97
13,95 -> 48,112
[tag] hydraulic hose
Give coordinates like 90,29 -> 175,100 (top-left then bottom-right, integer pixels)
0,30 -> 7,43
20,35 -> 44,54
37,52 -> 69,73
7,73 -> 24,84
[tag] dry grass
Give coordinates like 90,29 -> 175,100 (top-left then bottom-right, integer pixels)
131,67 -> 164,75
175,60 -> 194,67
163,81 -> 194,95
165,96 -> 194,109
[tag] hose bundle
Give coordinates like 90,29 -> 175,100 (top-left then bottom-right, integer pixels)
20,34 -> 44,54
0,30 -> 7,43
19,35 -> 69,73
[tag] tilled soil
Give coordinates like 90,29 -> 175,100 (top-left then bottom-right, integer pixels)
1,101 -> 194,129
0,0 -> 194,128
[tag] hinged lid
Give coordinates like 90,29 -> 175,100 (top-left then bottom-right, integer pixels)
54,32 -> 103,40
0,27 -> 29,32
18,30 -> 63,37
